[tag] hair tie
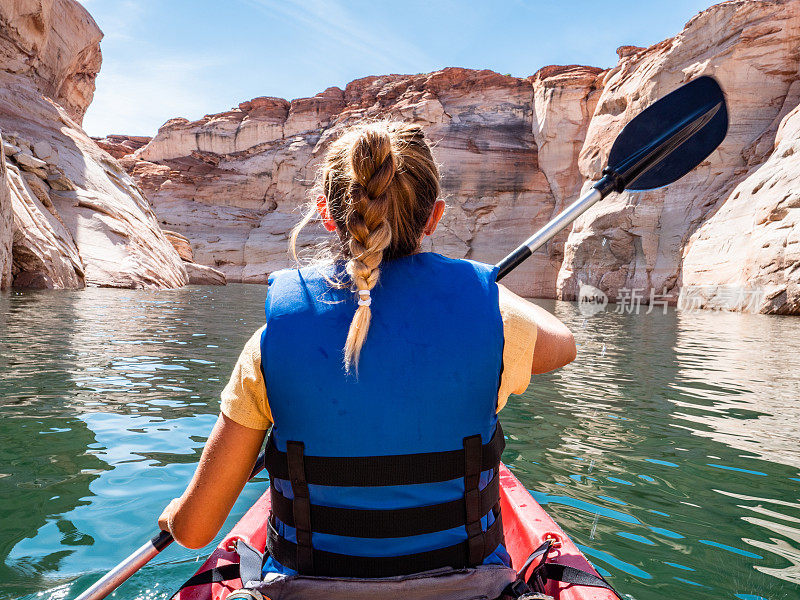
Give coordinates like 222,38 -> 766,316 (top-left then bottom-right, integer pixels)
357,289 -> 371,307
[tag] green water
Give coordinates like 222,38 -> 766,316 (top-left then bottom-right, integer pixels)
1,285 -> 798,600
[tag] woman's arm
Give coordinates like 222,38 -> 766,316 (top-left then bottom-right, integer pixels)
158,413 -> 266,549
498,284 -> 576,375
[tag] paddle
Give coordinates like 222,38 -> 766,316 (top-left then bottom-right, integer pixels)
74,75 -> 727,600
495,75 -> 728,280
74,457 -> 267,600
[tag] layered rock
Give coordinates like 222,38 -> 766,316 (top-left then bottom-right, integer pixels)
92,134 -> 151,159
129,69 -> 564,294
680,101 -> 800,314
5,135 -> 84,288
0,0 -> 102,124
0,133 -> 10,288
163,228 -> 226,285
530,65 -> 603,281
120,0 -> 800,313
557,0 -> 800,314
0,0 -> 187,289
184,261 -> 227,285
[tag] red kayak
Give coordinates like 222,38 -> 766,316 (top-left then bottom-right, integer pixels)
175,464 -> 616,600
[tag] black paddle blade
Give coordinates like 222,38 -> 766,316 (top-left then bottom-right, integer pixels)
606,75 -> 728,191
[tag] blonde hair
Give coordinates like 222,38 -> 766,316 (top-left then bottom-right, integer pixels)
290,121 -> 440,372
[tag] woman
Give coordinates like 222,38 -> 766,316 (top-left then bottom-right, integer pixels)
159,121 -> 576,586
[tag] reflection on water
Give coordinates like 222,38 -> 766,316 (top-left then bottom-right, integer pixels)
1,285 -> 799,600
0,286 -> 270,600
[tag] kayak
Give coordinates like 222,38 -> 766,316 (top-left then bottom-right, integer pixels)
174,464 -> 617,600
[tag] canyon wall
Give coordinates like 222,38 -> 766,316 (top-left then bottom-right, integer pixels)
124,71 -> 562,295
91,0 -> 800,312
117,0 -> 800,313
559,0 -> 800,314
124,66 -> 611,297
0,0 -> 188,289
0,131 -> 9,288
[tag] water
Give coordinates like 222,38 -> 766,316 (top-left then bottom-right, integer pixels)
1,285 -> 798,600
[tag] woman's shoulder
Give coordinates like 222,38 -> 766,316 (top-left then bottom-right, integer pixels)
268,261 -> 344,284
410,252 -> 499,281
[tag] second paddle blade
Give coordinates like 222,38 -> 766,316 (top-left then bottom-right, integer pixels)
607,75 -> 728,191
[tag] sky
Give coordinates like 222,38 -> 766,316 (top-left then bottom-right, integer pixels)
78,0 -> 716,138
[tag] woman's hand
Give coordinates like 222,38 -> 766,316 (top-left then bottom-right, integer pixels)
155,413 -> 267,549
157,497 -> 181,533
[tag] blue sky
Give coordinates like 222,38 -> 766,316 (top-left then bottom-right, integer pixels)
79,0 -> 715,137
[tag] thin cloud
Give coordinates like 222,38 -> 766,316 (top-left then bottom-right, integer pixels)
84,54 -> 229,137
80,0 -> 232,136
243,0 -> 432,74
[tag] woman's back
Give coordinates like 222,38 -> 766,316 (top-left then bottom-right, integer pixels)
264,252 -> 503,454
263,252 -> 509,576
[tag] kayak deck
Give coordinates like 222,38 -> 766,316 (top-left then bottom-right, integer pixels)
175,464 -> 616,600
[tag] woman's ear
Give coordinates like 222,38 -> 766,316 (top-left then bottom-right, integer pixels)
423,199 -> 446,236
316,194 -> 337,232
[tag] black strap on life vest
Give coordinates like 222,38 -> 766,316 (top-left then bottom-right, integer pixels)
464,433 -> 484,565
264,423 -> 505,577
264,422 -> 504,487
266,504 -> 504,578
269,466 -> 501,538
286,440 -> 313,574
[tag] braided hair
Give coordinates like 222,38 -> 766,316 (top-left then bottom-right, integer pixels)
290,121 -> 440,372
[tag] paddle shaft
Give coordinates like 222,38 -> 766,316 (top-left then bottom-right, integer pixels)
496,186 -> 603,281
74,454 -> 268,600
495,97 -> 722,281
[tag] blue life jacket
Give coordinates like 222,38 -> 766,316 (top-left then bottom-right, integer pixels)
260,252 -> 509,578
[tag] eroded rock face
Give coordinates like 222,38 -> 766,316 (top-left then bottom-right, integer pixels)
0,0 -> 188,290
0,0 -> 102,124
121,0 -> 800,313
7,153 -> 84,289
92,134 -> 152,159
0,137 -> 11,288
556,0 -> 800,315
530,65 -> 604,288
680,101 -> 800,314
162,228 -> 227,285
185,261 -> 226,286
129,69 -> 565,294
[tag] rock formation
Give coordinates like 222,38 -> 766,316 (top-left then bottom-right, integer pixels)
128,70 -> 569,295
557,0 -> 800,314
119,0 -> 800,313
0,0 -> 101,124
163,228 -> 227,285
0,0 -> 187,289
92,134 -> 151,159
0,133 -> 10,289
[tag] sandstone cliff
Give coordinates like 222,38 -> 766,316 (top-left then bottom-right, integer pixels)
558,0 -> 800,314
116,0 -> 798,313
0,0 -> 187,289
125,69 -> 596,297
92,134 -> 151,159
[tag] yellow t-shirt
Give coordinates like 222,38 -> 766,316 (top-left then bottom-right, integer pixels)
220,284 -> 538,430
